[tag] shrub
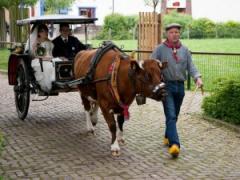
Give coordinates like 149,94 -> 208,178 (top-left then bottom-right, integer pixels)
96,14 -> 138,40
0,131 -> 4,155
202,77 -> 240,124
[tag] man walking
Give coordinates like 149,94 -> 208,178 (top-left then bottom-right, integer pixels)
151,23 -> 203,158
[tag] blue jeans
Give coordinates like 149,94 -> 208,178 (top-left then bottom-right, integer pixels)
163,81 -> 185,147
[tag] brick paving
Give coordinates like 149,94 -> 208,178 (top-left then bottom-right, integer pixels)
1,73 -> 240,180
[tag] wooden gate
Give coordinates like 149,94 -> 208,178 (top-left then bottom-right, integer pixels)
138,12 -> 162,59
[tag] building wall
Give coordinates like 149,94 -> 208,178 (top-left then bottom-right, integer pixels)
161,0 -> 192,16
69,0 -> 153,25
32,0 -> 156,25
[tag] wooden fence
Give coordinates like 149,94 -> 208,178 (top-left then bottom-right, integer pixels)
138,12 -> 162,59
9,7 -> 29,43
0,7 -> 29,47
0,8 -> 7,48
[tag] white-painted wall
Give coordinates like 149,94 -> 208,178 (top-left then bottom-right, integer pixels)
33,0 -> 157,25
69,0 -> 155,25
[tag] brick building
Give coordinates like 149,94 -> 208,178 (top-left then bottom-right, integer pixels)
161,0 -> 192,15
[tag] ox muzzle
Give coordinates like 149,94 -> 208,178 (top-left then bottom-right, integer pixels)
136,82 -> 167,105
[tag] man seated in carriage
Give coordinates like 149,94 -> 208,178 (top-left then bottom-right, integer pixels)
52,23 -> 87,60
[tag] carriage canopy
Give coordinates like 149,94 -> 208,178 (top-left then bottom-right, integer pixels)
17,14 -> 98,25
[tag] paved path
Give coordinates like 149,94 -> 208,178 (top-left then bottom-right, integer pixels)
1,73 -> 240,180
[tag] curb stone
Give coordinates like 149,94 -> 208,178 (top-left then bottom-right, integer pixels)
195,113 -> 240,133
0,69 -> 7,75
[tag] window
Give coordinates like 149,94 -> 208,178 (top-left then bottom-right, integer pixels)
79,8 -> 96,18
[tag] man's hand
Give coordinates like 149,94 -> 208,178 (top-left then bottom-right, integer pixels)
195,77 -> 203,88
195,77 -> 204,95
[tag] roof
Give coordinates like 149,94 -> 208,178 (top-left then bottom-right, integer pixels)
17,15 -> 98,25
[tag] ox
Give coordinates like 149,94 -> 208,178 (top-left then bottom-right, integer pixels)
74,43 -> 166,156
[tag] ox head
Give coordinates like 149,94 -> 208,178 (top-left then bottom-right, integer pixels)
129,59 -> 167,102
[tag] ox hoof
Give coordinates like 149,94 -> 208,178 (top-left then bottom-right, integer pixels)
118,139 -> 125,146
111,151 -> 121,157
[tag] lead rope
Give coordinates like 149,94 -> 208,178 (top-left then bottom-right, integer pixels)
183,85 -> 204,115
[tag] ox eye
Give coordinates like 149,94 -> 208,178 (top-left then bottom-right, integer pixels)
145,73 -> 151,82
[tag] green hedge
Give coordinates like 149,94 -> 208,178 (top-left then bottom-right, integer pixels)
0,131 -> 4,155
202,77 -> 240,124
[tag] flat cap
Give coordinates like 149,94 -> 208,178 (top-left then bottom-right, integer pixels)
165,23 -> 182,31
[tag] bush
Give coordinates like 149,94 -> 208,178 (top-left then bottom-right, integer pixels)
202,77 -> 240,124
96,13 -> 138,40
163,10 -> 192,39
189,18 -> 216,38
0,131 -> 4,155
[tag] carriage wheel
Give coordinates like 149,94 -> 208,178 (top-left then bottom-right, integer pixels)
14,60 -> 30,120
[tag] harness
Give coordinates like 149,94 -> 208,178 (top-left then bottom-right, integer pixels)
108,54 -> 130,120
60,41 -> 122,87
84,41 -> 122,84
58,41 -> 130,120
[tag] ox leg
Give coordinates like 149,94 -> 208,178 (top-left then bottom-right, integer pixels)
89,103 -> 99,126
117,114 -> 125,145
100,105 -> 120,156
81,95 -> 97,134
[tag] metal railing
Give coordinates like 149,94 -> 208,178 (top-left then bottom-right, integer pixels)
123,50 -> 240,91
1,41 -> 240,91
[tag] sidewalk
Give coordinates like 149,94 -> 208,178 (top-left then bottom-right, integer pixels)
1,73 -> 240,179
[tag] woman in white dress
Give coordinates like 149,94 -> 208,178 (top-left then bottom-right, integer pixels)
30,24 -> 61,93
32,24 -> 53,58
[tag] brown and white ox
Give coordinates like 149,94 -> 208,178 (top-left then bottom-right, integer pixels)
74,48 -> 166,156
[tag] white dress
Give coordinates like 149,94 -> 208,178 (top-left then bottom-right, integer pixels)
31,40 -> 62,93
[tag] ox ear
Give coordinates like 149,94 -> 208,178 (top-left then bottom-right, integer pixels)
130,60 -> 142,72
158,61 -> 168,69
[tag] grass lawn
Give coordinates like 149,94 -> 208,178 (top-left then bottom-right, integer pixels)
0,48 -> 9,70
190,54 -> 240,91
89,39 -> 137,50
90,38 -> 240,53
1,39 -> 240,91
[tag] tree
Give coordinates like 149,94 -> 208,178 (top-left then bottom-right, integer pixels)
144,0 -> 160,12
44,0 -> 74,14
223,21 -> 240,38
96,13 -> 138,40
189,18 -> 215,38
0,0 -> 37,8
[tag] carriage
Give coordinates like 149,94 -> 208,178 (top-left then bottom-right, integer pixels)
8,15 -> 97,120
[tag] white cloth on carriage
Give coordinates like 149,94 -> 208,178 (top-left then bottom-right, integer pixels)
31,57 -> 62,92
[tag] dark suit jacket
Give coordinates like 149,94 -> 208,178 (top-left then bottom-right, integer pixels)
52,35 -> 86,60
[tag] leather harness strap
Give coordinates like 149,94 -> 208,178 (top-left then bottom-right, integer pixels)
85,41 -> 122,84
110,55 -> 121,103
108,55 -> 129,121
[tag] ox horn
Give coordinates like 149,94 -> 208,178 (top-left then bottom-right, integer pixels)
130,51 -> 136,59
158,62 -> 162,68
138,60 -> 144,70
